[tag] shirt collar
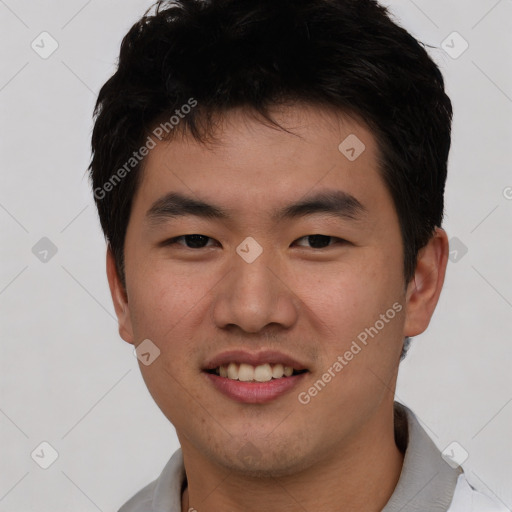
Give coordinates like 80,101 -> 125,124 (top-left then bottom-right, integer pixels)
149,401 -> 462,512
382,402 -> 462,511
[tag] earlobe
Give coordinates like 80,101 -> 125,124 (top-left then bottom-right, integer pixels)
403,227 -> 449,337
106,244 -> 135,345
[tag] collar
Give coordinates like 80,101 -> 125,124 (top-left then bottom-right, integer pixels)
382,402 -> 462,511
145,402 -> 462,512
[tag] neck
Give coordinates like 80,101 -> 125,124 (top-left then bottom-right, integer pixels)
180,402 -> 404,512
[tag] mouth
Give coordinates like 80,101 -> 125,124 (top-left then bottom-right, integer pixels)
204,363 -> 308,382
202,350 -> 310,404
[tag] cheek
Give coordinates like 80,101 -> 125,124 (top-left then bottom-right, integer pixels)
126,261 -> 209,347
296,260 -> 405,417
290,249 -> 403,342
127,265 -> 211,411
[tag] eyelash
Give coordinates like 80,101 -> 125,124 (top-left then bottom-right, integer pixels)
162,234 -> 348,250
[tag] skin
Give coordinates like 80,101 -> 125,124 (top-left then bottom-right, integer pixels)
107,104 -> 449,512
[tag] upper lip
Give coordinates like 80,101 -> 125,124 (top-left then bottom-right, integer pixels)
203,349 -> 308,371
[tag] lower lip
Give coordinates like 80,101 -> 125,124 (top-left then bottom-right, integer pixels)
203,371 -> 308,404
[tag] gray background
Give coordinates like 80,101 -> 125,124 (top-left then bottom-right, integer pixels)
1,0 -> 511,510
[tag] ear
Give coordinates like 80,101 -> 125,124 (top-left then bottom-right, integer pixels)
403,227 -> 449,337
106,244 -> 135,345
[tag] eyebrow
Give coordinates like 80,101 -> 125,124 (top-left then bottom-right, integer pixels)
145,189 -> 368,227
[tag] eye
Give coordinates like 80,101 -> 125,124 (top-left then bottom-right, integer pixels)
163,234 -> 218,249
293,234 -> 347,249
161,234 -> 346,250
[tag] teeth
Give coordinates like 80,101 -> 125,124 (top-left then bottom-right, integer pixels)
214,363 -> 300,382
272,363 -> 284,378
238,363 -> 254,382
227,362 -> 238,380
254,363 -> 272,382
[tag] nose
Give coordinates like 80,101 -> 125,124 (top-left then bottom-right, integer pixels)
211,249 -> 299,334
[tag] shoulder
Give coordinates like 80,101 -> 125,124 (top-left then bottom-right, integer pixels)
117,448 -> 185,512
448,474 -> 510,512
118,479 -> 157,512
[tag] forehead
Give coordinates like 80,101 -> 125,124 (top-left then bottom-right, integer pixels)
130,104 -> 391,227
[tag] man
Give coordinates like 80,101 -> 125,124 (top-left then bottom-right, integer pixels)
88,0 -> 508,510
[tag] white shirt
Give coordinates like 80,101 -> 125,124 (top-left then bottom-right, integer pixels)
118,402 -> 509,512
450,475 -> 509,512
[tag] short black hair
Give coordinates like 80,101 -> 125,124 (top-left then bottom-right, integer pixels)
89,0 -> 452,294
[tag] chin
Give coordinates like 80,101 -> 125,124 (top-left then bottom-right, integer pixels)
221,454 -> 309,479
204,436 -> 315,479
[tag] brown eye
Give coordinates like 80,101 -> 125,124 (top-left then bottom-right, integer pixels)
294,235 -> 346,249
164,234 -> 215,248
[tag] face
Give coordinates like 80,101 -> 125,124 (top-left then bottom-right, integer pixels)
108,104 -> 444,477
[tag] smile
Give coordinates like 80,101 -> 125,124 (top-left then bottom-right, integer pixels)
206,362 -> 307,382
202,349 -> 310,403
